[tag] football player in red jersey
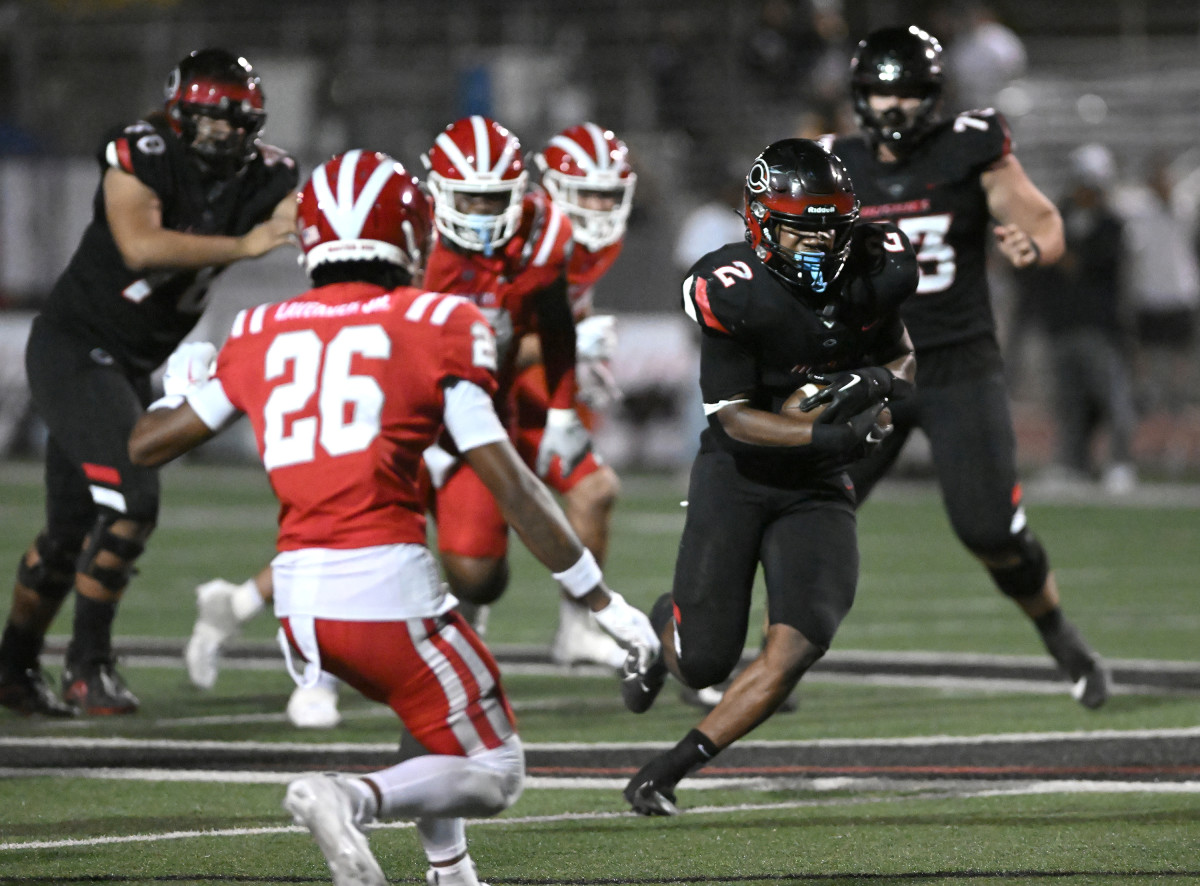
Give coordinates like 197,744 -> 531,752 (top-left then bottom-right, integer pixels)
823,26 -> 1110,708
418,116 -> 592,628
129,150 -> 658,886
0,48 -> 298,718
506,122 -> 636,669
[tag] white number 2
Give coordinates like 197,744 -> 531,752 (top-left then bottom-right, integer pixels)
262,324 -> 390,470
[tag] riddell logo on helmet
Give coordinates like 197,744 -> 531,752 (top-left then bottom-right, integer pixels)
807,205 -> 836,213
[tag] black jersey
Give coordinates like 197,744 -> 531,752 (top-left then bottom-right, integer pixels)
824,109 -> 1012,350
681,221 -> 917,482
40,116 -> 299,374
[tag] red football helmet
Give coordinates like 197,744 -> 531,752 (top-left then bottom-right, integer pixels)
164,48 -> 266,175
536,122 -> 636,251
421,116 -> 528,255
295,149 -> 432,279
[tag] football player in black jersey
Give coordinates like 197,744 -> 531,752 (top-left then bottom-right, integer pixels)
620,138 -> 918,815
0,49 -> 299,717
822,26 -> 1110,708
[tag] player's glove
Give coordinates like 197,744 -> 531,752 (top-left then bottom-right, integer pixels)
800,367 -> 893,424
576,315 -> 618,362
593,591 -> 662,673
808,402 -> 889,458
150,341 -> 217,411
537,407 -> 592,478
575,315 -> 623,409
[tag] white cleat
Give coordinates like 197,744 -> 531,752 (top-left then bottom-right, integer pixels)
426,856 -> 488,886
283,774 -> 385,886
550,600 -> 628,670
288,682 -> 343,729
185,579 -> 241,689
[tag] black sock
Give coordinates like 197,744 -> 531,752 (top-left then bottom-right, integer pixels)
69,593 -> 118,665
663,728 -> 721,779
0,622 -> 46,671
1033,607 -> 1064,636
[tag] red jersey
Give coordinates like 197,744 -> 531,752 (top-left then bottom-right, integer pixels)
424,187 -> 575,406
212,281 -> 498,552
566,239 -> 623,322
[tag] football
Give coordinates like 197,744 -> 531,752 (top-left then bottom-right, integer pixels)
780,383 -> 828,422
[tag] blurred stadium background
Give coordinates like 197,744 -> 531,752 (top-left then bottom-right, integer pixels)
2,0 -> 1200,479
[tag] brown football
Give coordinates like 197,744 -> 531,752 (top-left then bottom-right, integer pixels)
780,383 -> 828,423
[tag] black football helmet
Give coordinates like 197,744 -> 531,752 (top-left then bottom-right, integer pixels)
850,26 -> 944,156
743,138 -> 859,296
164,48 -> 266,176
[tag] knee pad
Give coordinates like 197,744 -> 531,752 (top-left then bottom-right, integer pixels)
986,529 -> 1050,600
76,512 -> 152,593
16,532 -> 78,602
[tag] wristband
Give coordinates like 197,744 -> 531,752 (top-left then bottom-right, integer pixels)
553,548 -> 603,599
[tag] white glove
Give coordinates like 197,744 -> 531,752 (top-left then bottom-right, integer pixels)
162,342 -> 217,397
592,591 -> 661,671
536,407 -> 592,478
422,442 -> 460,490
577,359 -> 623,410
575,314 -> 617,362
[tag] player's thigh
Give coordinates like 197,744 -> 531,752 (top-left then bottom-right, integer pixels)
26,319 -> 159,523
922,373 -> 1020,551
307,613 -> 516,756
760,498 -> 858,650
670,451 -> 768,684
434,465 -> 508,559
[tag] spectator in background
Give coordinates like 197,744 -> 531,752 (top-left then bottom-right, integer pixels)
672,163 -> 745,274
1027,144 -> 1137,493
1121,154 -> 1200,477
936,1 -> 1027,112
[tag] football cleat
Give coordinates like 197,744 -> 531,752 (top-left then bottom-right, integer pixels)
1041,617 -> 1111,710
624,777 -> 679,817
550,599 -> 627,670
678,684 -> 725,711
61,658 -> 139,715
426,857 -> 489,886
620,647 -> 668,714
0,664 -> 78,717
287,682 -> 342,729
186,579 -> 244,689
283,774 -> 385,886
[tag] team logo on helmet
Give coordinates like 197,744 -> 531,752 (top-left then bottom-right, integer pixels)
747,158 -> 771,194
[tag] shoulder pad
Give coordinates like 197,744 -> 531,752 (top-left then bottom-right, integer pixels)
935,108 -> 1012,168
102,120 -> 171,176
681,247 -> 756,335
842,222 -> 918,317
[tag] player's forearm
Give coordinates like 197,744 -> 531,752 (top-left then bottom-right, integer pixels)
128,404 -> 216,467
717,402 -> 815,448
115,227 -> 250,273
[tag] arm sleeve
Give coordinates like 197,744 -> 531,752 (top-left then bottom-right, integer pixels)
533,273 -> 578,409
444,379 -> 509,452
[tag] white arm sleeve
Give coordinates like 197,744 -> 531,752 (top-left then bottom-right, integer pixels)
444,379 -> 508,453
185,377 -> 241,432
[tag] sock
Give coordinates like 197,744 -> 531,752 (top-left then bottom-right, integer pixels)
343,776 -> 379,822
425,853 -> 479,885
1033,607 -> 1064,636
231,579 -> 265,623
0,622 -> 45,671
69,593 -> 118,665
661,728 -> 720,783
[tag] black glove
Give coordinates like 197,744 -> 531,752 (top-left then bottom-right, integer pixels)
800,367 -> 893,424
808,402 -> 888,458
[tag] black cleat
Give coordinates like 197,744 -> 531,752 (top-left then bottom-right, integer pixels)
621,649 -> 668,714
0,665 -> 78,717
1041,618 -> 1111,710
624,778 -> 679,817
61,659 -> 139,715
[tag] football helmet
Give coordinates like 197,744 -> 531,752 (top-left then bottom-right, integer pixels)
295,149 -> 432,279
536,122 -> 636,251
164,48 -> 266,175
421,116 -> 528,255
743,138 -> 859,294
850,26 -> 944,156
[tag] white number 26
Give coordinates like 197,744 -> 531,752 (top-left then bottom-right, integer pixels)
262,324 -> 389,469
